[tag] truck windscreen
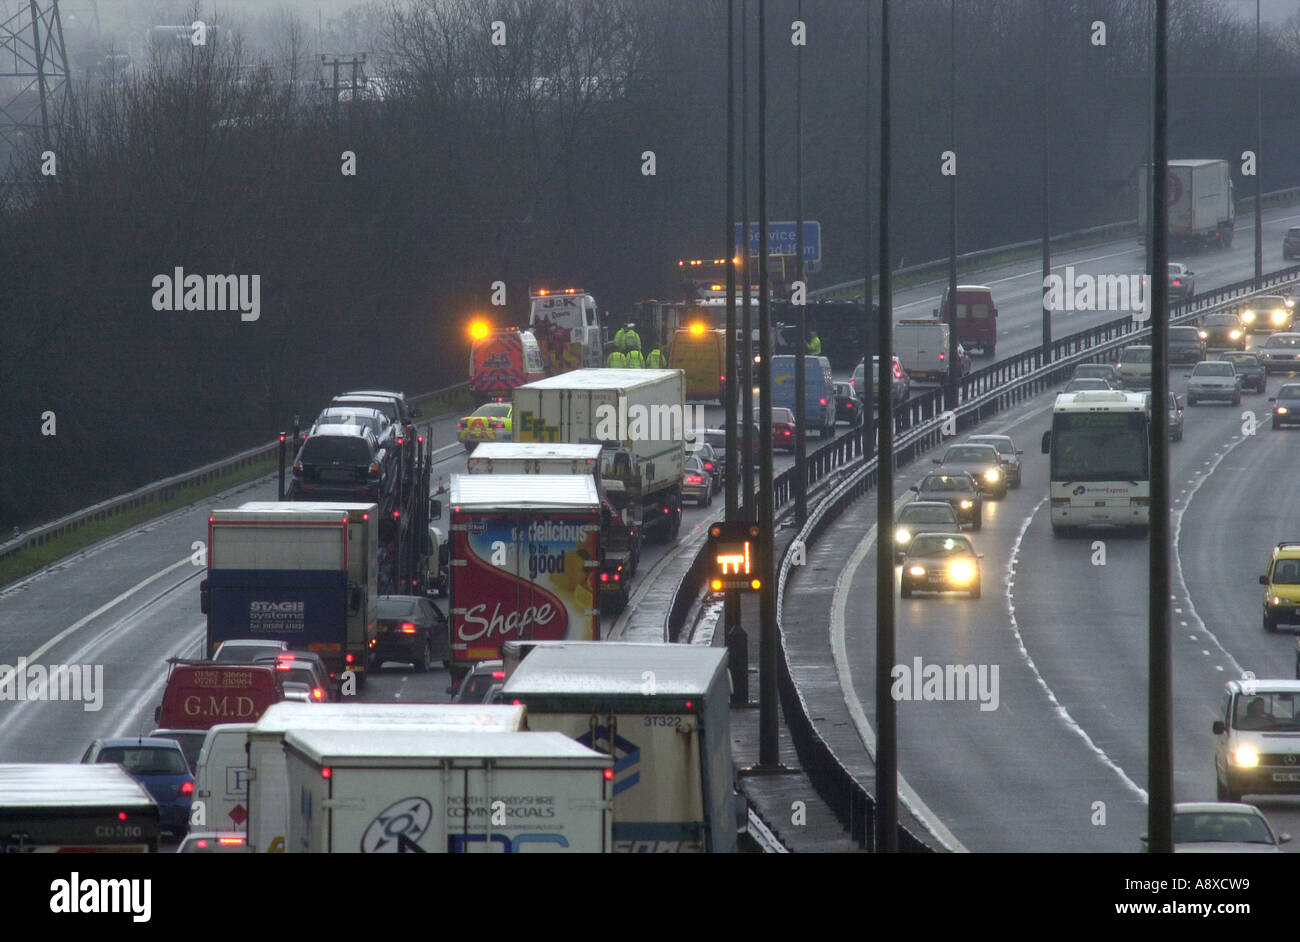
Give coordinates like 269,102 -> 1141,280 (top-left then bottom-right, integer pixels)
1050,412 -> 1148,482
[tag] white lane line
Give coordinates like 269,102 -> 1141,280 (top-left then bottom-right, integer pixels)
829,502 -> 969,853
1005,501 -> 1148,800
1169,432 -> 1252,676
0,555 -> 193,684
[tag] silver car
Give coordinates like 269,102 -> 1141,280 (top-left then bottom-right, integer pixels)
1185,360 -> 1241,406
1144,803 -> 1291,853
1258,332 -> 1300,375
1116,345 -> 1152,388
683,455 -> 713,507
966,434 -> 1023,488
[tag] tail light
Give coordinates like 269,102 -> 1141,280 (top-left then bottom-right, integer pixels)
180,781 -> 194,796
820,397 -> 827,405
399,622 -> 417,634
397,436 -> 405,446
218,837 -> 245,846
311,687 -> 325,701
345,653 -> 355,664
457,420 -> 467,429
368,461 -> 382,478
939,353 -> 946,361
704,461 -> 714,471
492,670 -> 505,679
687,474 -> 704,484
292,459 -> 304,476
600,572 -> 609,582
489,420 -> 505,429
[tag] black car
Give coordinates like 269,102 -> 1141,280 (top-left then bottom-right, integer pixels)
833,381 -> 863,425
1199,312 -> 1246,350
332,391 -> 421,469
932,443 -> 1007,499
1269,384 -> 1300,429
909,472 -> 982,530
371,595 -> 450,672
899,532 -> 984,600
290,426 -> 392,503
1238,296 -> 1294,333
1167,326 -> 1206,364
1218,351 -> 1265,393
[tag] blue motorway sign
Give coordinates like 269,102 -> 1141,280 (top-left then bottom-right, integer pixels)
734,220 -> 821,264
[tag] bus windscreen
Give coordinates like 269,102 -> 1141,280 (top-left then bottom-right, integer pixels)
1050,412 -> 1148,482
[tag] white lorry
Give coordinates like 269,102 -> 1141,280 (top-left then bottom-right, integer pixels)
284,728 -> 612,852
513,368 -> 687,542
502,642 -> 738,853
1138,158 -> 1235,250
244,701 -> 526,852
529,289 -> 605,373
0,763 -> 160,852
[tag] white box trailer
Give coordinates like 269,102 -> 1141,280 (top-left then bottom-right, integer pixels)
467,442 -> 604,477
1138,158 -> 1235,249
502,642 -> 737,853
513,368 -> 686,542
0,763 -> 160,852
245,702 -> 525,852
284,729 -> 612,853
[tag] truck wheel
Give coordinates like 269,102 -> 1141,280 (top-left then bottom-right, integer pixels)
900,581 -> 913,599
1216,777 -> 1238,803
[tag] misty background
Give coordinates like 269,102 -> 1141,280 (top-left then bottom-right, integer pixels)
4,0 -> 1300,530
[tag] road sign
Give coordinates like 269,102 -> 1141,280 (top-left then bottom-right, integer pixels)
706,521 -> 763,592
735,221 -> 821,264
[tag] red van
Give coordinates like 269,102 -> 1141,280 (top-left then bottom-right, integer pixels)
155,661 -> 285,731
936,285 -> 998,358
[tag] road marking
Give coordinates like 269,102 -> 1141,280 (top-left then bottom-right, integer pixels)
829,498 -> 969,853
1005,501 -> 1148,800
4,555 -> 193,678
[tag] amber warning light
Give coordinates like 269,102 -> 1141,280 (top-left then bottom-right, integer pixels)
707,522 -> 763,592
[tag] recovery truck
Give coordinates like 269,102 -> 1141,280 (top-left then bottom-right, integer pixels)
512,368 -> 686,543
528,288 -> 605,374
467,441 -> 640,611
469,327 -> 547,402
0,763 -> 160,852
201,502 -> 378,686
446,473 -> 603,680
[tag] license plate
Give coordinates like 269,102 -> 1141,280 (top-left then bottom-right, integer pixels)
927,576 -> 945,585
1094,501 -> 1106,507
376,625 -> 388,633
320,469 -> 353,482
1273,772 -> 1300,783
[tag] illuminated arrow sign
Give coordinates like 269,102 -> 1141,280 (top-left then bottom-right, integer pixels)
707,522 -> 763,592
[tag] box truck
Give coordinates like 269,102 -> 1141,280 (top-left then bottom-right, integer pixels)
513,368 -> 686,542
447,473 -> 602,678
201,502 -> 378,685
467,442 -> 639,609
1138,158 -> 1235,249
502,642 -> 738,853
236,702 -> 525,851
284,729 -> 612,852
0,763 -> 160,853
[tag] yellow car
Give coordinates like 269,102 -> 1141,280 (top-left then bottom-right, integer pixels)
457,403 -> 512,452
1260,542 -> 1300,632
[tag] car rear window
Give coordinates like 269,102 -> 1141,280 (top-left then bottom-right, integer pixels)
1169,328 -> 1199,339
300,436 -> 371,464
336,399 -> 398,422
376,598 -> 419,619
98,747 -> 188,776
473,405 -> 510,418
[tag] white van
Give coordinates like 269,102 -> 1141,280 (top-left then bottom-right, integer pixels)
194,723 -> 255,833
895,319 -> 958,382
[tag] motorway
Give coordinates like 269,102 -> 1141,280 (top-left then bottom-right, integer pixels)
5,203 -> 1300,850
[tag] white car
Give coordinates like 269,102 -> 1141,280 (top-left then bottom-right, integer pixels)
1213,679 -> 1300,802
1115,345 -> 1152,388
1141,802 -> 1290,853
1185,361 -> 1240,406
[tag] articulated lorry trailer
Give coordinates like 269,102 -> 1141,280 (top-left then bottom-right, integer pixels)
1138,158 -> 1235,250
512,368 -> 687,543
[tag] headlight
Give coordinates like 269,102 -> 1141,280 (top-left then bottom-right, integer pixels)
895,527 -> 911,544
1272,595 -> 1282,606
1197,330 -> 1207,339
908,566 -> 926,577
959,499 -> 973,509
1278,407 -> 1289,415
984,469 -> 1000,483
1241,310 -> 1256,322
1229,330 -> 1241,339
1233,745 -> 1259,768
949,560 -> 975,583
1273,309 -> 1288,324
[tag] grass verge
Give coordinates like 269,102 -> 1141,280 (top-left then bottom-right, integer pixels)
1,390 -> 471,590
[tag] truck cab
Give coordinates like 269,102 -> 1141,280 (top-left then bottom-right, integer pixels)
529,289 -> 604,373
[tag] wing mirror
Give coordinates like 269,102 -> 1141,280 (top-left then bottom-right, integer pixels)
1040,430 -> 1051,454
1261,575 -> 1270,585
1212,720 -> 1226,735
429,498 -> 442,521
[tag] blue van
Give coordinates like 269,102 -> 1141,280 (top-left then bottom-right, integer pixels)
770,355 -> 836,439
